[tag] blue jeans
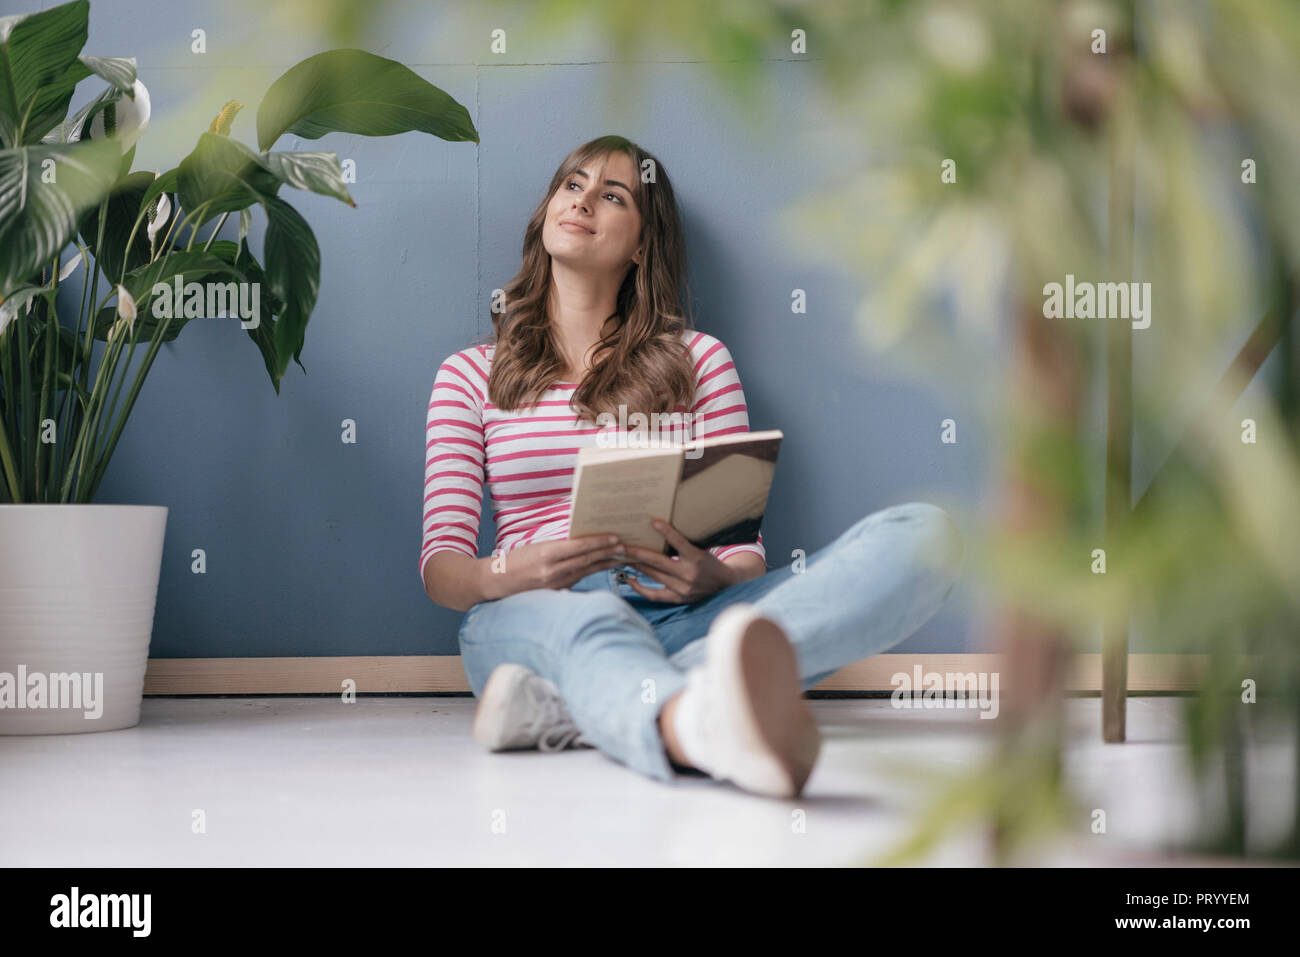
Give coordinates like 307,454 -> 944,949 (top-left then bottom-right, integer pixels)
457,502 -> 964,784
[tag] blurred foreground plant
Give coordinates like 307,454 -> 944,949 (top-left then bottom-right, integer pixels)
489,0 -> 1300,862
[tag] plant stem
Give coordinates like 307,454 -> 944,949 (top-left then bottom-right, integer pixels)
79,197 -> 111,398
116,196 -> 161,285
53,241 -> 93,492
0,322 -> 18,499
155,199 -> 188,257
34,257 -> 60,500
201,212 -> 231,253
0,344 -> 21,501
91,309 -> 144,483
61,303 -> 131,502
15,284 -> 34,501
83,312 -> 174,501
68,319 -> 131,503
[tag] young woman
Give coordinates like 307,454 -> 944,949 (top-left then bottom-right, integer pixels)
421,135 -> 963,798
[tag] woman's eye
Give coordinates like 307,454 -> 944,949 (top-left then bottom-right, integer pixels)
566,180 -> 622,204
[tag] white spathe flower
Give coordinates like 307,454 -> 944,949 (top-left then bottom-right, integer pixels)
58,251 -> 83,282
148,191 -> 171,244
116,283 -> 137,329
84,79 -> 151,153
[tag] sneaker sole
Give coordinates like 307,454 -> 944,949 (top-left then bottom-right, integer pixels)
472,663 -> 536,751
712,605 -> 823,798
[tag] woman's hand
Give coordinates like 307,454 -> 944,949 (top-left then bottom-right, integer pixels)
620,518 -> 739,604
480,534 -> 628,600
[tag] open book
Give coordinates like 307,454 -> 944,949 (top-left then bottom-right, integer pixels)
566,430 -> 782,556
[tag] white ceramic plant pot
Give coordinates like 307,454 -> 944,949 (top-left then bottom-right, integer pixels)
0,505 -> 167,734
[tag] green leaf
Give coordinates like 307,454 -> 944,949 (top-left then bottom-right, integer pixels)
56,369 -> 91,411
0,283 -> 49,338
227,238 -> 284,394
40,82 -> 121,145
77,55 -> 136,94
78,169 -> 160,283
260,192 -> 318,383
116,142 -> 135,180
176,132 -> 279,228
207,237 -> 283,313
255,48 -> 478,151
90,249 -> 246,342
0,138 -> 123,297
22,295 -> 75,370
260,150 -> 355,206
203,239 -> 241,262
0,0 -> 90,147
140,165 -> 178,214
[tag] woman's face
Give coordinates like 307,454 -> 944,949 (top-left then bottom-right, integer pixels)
542,151 -> 644,275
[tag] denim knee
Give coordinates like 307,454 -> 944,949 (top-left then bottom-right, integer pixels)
852,502 -> 964,583
457,587 -> 651,692
900,503 -> 964,593
546,590 -> 657,675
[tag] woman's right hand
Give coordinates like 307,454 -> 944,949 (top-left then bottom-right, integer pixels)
479,534 -> 627,601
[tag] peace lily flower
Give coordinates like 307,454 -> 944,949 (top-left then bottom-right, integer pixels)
147,190 -> 171,244
58,251 -> 83,282
79,78 -> 151,153
108,284 -> 137,342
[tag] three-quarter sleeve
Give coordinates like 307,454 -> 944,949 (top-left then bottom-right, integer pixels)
419,352 -> 487,586
688,335 -> 766,568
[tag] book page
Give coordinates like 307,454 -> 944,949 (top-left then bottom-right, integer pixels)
567,452 -> 683,550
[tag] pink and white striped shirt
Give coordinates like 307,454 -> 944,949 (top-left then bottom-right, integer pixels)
420,329 -> 766,586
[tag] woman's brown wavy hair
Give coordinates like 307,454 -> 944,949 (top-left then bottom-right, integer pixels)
477,135 -> 697,421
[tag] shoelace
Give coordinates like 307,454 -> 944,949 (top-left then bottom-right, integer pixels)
539,723 -> 588,752
526,676 -> 593,752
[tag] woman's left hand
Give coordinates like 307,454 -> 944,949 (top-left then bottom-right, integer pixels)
620,518 -> 738,604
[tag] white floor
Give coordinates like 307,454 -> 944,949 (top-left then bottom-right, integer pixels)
0,696 -> 1292,866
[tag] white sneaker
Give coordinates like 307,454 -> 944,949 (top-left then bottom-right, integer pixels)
670,603 -> 822,798
472,663 -> 594,753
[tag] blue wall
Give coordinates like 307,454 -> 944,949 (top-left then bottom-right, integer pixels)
47,0 -> 988,657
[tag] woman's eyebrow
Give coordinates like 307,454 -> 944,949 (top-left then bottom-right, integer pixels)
572,168 -> 632,194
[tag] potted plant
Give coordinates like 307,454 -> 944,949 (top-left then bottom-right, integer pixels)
0,0 -> 478,733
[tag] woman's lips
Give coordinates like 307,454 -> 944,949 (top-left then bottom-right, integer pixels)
560,221 -> 593,234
